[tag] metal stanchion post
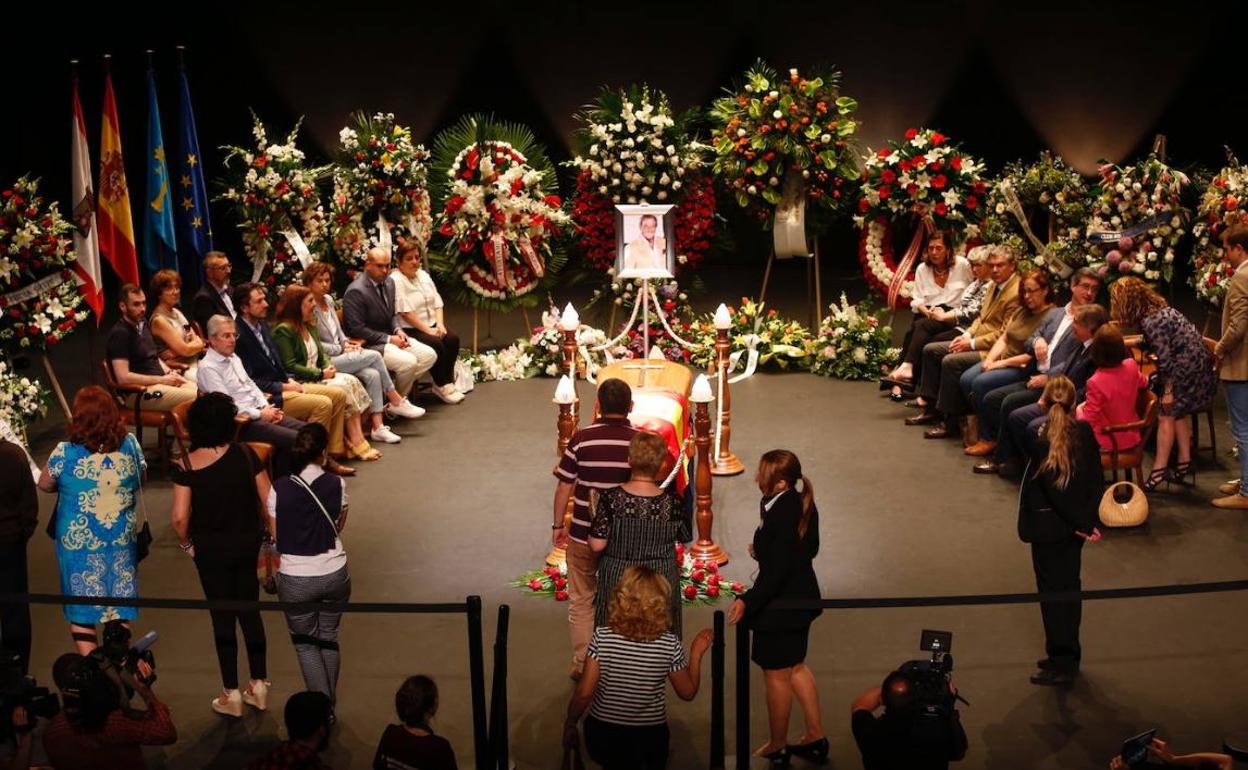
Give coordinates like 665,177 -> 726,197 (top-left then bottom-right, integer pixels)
490,604 -> 511,770
710,610 -> 725,770
467,595 -> 490,770
735,620 -> 750,769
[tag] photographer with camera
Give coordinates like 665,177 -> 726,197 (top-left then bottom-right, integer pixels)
41,641 -> 175,770
850,638 -> 968,770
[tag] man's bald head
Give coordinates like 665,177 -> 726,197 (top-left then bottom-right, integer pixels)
363,247 -> 393,282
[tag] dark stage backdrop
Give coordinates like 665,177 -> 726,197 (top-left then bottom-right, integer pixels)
3,0 -> 1247,283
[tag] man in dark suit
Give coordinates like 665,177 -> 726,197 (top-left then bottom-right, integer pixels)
342,247 -> 435,400
232,282 -> 353,476
995,302 -> 1108,476
191,251 -> 236,335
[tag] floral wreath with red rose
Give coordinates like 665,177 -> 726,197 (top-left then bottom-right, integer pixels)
1190,156 -> 1247,305
853,128 -> 987,308
218,113 -> 329,290
329,111 -> 432,271
0,177 -> 87,354
429,116 -> 569,311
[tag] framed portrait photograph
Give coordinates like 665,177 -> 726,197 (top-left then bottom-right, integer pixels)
615,204 -> 675,279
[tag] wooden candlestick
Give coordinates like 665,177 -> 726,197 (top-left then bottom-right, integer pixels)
545,398 -> 578,568
691,399 -> 729,566
711,327 -> 744,476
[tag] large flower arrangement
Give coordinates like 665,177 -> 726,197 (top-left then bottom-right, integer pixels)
218,114 -> 329,289
430,116 -> 569,310
0,177 -> 86,353
1085,155 -> 1190,284
1191,158 -> 1248,304
329,112 -> 432,271
0,356 -> 50,432
524,307 -> 624,379
513,542 -> 746,606
808,294 -> 899,380
567,86 -> 717,275
855,128 -> 987,307
590,277 -> 697,363
981,153 -> 1093,278
691,298 -> 811,371
710,62 -> 861,227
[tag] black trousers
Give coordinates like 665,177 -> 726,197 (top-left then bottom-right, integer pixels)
584,715 -> 670,770
238,415 -> 304,478
406,328 -> 461,387
1030,540 -> 1084,671
0,541 -> 31,673
194,550 -> 268,689
901,315 -> 958,376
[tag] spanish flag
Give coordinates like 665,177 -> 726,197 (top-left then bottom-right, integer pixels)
97,68 -> 139,286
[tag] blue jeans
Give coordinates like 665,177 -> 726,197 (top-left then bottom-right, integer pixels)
1224,381 -> 1248,494
331,348 -> 394,414
962,365 -> 1028,433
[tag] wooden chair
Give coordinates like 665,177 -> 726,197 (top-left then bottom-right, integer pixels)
1189,337 -> 1220,462
1100,388 -> 1160,484
169,399 -> 272,475
99,361 -> 177,474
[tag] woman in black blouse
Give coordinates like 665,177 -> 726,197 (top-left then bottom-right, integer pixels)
170,392 -> 271,718
589,431 -> 690,637
1018,375 -> 1103,686
727,450 -> 826,765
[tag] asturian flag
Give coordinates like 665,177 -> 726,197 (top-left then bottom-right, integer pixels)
175,61 -> 212,292
142,68 -> 177,273
70,76 -> 103,322
97,70 -> 139,286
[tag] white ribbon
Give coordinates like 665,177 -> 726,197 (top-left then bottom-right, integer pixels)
283,228 -> 314,270
1001,182 -> 1072,277
376,213 -> 393,253
0,270 -> 82,309
249,238 -> 271,283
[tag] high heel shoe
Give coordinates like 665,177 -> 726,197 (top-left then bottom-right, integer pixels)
788,736 -> 830,762
1140,467 -> 1169,492
1166,462 -> 1195,487
212,688 -> 243,717
758,748 -> 791,767
242,679 -> 270,711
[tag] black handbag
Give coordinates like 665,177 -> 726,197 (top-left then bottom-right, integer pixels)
134,484 -> 153,563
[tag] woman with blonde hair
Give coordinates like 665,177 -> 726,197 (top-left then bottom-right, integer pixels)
1109,277 -> 1216,488
727,450 -> 825,764
564,565 -> 712,769
1018,375 -> 1103,686
588,431 -> 689,636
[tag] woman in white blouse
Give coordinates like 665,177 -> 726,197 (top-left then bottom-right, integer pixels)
390,239 -> 465,405
887,231 -> 973,400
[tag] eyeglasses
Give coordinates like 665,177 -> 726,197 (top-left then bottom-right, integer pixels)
207,263 -> 231,272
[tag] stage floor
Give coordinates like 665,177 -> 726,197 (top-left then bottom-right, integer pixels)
17,348 -> 1248,769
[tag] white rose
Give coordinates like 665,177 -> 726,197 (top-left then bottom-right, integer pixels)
995,203 -> 1006,214
747,185 -> 758,195
773,110 -> 782,119
820,134 -> 831,144
1132,262 -> 1146,274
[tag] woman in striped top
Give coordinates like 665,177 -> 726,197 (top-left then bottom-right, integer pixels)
564,566 -> 713,769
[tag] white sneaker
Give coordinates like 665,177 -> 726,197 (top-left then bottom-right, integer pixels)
212,688 -> 243,718
371,426 -> 402,444
386,399 -> 425,419
434,384 -> 465,404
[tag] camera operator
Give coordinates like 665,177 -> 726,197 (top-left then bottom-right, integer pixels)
1109,737 -> 1232,769
2,705 -> 34,770
41,652 -> 175,770
851,670 -> 967,770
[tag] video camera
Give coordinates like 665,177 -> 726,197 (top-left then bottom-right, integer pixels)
0,652 -> 59,740
92,621 -> 158,688
897,630 -> 968,718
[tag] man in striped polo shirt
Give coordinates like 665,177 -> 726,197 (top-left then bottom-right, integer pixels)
553,378 -> 636,679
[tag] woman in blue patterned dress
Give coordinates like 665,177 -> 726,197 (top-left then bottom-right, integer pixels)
37,386 -> 145,654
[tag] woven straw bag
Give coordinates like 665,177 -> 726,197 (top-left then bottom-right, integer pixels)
1099,481 -> 1149,527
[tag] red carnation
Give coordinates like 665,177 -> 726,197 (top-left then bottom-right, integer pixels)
707,585 -> 721,598
857,198 -> 870,213
877,186 -> 891,200
931,175 -> 948,190
528,579 -> 542,591
730,582 -> 745,593
876,148 -> 890,159
930,132 -> 947,145
904,128 -> 918,140
880,169 -> 896,184
935,202 -> 949,216
950,156 -> 963,170
683,585 -> 698,600
554,590 -> 569,601
555,577 -> 567,589
706,562 -> 719,574
544,194 -> 562,208
965,195 -> 979,210
973,182 -> 987,194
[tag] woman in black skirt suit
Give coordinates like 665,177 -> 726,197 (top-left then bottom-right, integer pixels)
727,450 -> 826,765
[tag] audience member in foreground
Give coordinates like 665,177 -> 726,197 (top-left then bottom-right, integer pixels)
552,378 -> 637,679
727,450 -> 826,764
0,433 -> 38,673
246,691 -> 334,770
850,671 -> 967,770
372,675 -> 458,770
1018,375 -> 1103,686
1108,737 -> 1232,769
564,566 -> 712,770
589,430 -> 689,637
1213,223 -> 1248,508
270,423 -> 352,706
302,261 -> 423,444
392,238 -> 465,405
170,393 -> 271,717
43,653 -> 176,770
1109,277 -> 1216,488
37,386 -> 145,654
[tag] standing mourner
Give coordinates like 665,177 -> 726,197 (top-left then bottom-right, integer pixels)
1214,223 -> 1248,508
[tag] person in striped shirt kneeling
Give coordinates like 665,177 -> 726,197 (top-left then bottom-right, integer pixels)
563,565 -> 713,770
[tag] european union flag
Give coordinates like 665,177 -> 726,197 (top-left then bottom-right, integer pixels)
142,69 -> 177,274
175,64 -> 213,293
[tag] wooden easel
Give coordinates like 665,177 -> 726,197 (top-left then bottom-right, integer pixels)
757,236 -> 823,328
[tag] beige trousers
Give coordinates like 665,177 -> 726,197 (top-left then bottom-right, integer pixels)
283,384 -> 347,454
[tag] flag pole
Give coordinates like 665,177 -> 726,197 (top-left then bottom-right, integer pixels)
176,45 -> 185,70
71,58 -> 101,385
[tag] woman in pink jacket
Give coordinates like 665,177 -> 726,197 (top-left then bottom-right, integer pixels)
1077,325 -> 1146,459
